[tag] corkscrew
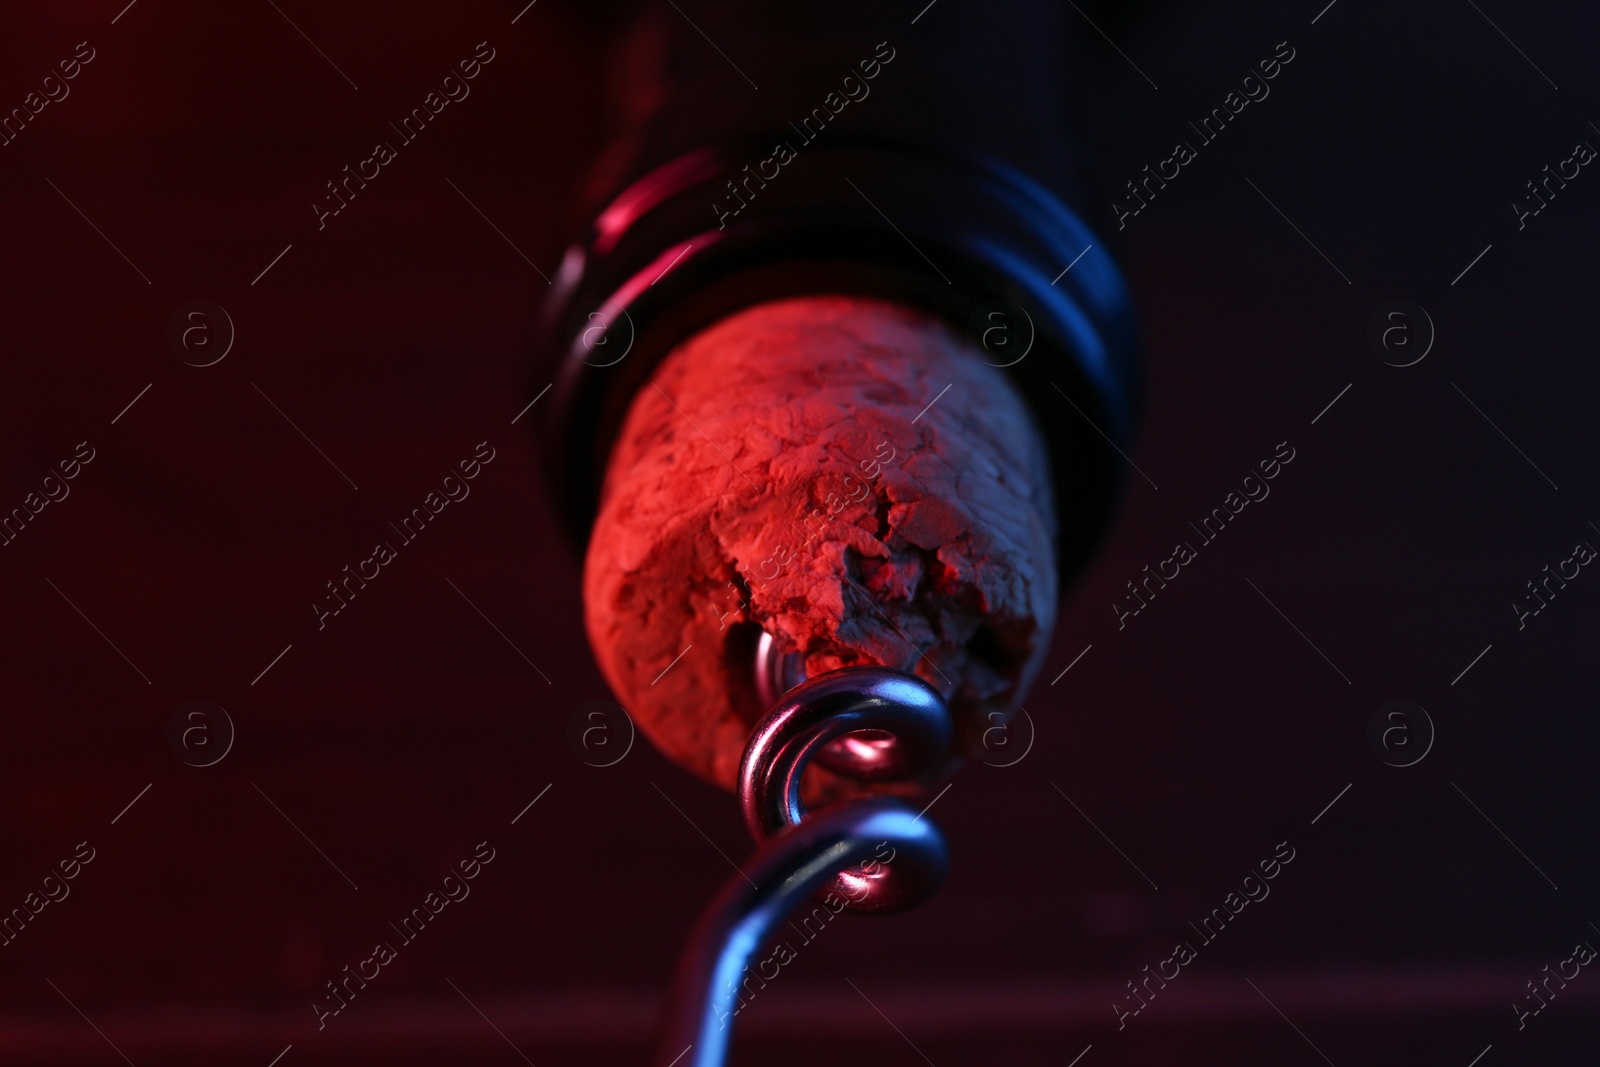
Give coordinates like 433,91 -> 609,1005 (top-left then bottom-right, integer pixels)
653,660 -> 954,1067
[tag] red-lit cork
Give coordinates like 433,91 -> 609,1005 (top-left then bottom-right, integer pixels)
584,295 -> 1058,790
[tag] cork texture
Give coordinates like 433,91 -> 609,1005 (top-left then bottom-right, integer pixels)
584,295 -> 1058,790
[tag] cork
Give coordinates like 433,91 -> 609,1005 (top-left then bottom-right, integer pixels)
583,295 -> 1058,791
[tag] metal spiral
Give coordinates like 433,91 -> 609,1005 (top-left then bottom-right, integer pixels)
738,666 -> 952,914
653,657 -> 955,1067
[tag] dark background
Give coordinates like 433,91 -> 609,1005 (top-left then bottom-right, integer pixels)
2,0 -> 1598,1063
